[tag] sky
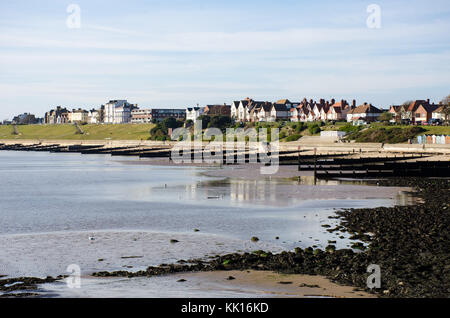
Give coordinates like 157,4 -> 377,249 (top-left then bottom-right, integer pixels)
0,0 -> 449,120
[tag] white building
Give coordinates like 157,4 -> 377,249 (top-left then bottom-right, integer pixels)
104,100 -> 137,124
69,109 -> 89,123
186,107 -> 204,123
88,109 -> 100,124
347,103 -> 382,123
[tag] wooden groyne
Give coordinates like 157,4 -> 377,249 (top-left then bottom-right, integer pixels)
1,141 -> 448,178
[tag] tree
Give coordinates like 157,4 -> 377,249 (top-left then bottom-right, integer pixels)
197,115 -> 211,130
207,115 -> 232,131
441,95 -> 450,124
161,117 -> 182,131
379,112 -> 393,123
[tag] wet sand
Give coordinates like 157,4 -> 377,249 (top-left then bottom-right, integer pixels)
35,270 -> 376,298
165,270 -> 376,298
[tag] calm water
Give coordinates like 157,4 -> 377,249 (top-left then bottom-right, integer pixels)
0,151 -> 414,296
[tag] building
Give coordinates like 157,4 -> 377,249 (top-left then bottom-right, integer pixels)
275,99 -> 300,109
269,104 -> 289,122
231,101 -> 241,119
432,106 -> 449,122
12,113 -> 40,125
45,106 -> 70,124
88,107 -> 103,124
104,100 -> 138,124
69,108 -> 89,123
131,109 -> 152,123
150,109 -> 186,122
347,103 -> 382,123
237,99 -> 252,122
388,105 -> 403,122
413,104 -> 439,124
203,104 -> 231,117
186,107 -> 205,123
401,99 -> 439,123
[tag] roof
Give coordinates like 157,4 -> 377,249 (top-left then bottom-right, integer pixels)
272,104 -> 288,112
407,100 -> 429,112
349,104 -> 382,114
276,99 -> 291,104
417,104 -> 439,113
433,106 -> 445,113
328,106 -> 342,114
389,105 -> 402,113
204,105 -> 231,116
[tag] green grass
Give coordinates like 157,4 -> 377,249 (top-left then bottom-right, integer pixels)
368,123 -> 450,136
346,125 -> 450,143
0,124 -> 156,140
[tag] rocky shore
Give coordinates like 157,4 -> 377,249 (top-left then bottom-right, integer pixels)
1,177 -> 448,298
91,177 -> 450,298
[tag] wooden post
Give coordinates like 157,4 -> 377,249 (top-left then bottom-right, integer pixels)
298,146 -> 301,172
314,147 -> 317,185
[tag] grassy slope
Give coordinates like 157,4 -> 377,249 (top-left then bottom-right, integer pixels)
0,122 -> 448,142
368,123 -> 450,135
0,124 -> 155,140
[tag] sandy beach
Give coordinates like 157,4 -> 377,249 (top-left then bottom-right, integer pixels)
168,270 -> 376,298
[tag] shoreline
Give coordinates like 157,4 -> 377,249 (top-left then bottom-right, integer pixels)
1,138 -> 449,155
166,270 -> 376,298
0,157 -> 448,297
60,178 -> 450,298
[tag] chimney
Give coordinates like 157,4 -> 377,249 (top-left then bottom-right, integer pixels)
427,99 -> 430,104
352,99 -> 356,108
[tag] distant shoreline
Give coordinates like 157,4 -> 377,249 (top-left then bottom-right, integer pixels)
1,138 -> 449,154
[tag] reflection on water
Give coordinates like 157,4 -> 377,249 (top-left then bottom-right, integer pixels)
0,151 -> 425,294
136,175 -> 420,208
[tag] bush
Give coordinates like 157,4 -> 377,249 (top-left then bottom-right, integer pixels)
339,124 -> 363,134
350,126 -> 426,143
308,123 -> 321,135
285,134 -> 301,142
295,122 -> 306,133
208,115 -> 232,130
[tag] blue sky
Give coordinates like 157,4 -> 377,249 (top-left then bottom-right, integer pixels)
0,0 -> 449,119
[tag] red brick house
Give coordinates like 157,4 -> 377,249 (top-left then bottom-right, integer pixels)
413,104 -> 438,124
203,104 -> 231,117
